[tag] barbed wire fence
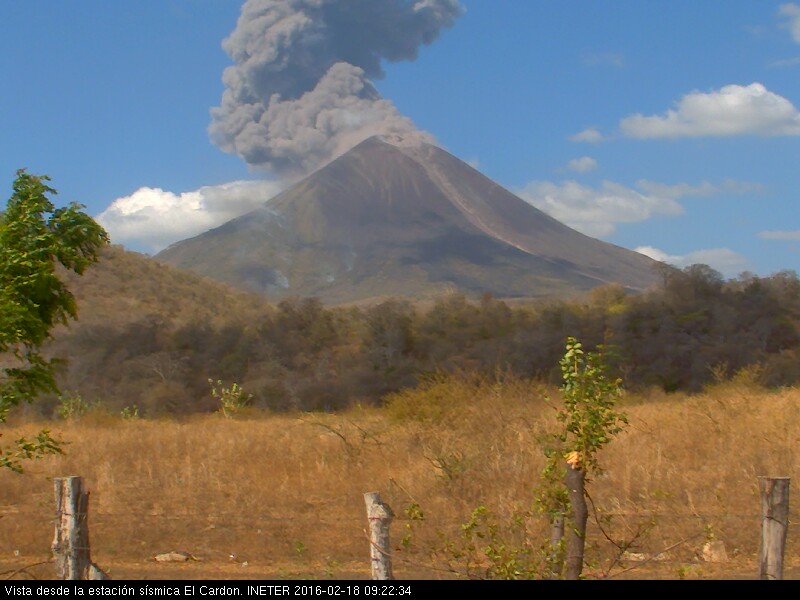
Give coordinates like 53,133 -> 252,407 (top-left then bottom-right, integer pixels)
0,476 -> 795,581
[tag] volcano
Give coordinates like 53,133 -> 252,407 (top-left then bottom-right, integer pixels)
155,136 -> 660,304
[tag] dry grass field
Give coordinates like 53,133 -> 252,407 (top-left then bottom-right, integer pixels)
1,373 -> 798,580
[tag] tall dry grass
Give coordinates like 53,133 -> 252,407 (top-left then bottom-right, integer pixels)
1,373 -> 798,579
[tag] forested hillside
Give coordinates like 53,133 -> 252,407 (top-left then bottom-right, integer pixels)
40,247 -> 800,417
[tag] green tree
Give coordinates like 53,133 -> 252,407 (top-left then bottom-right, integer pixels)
0,169 -> 109,472
540,336 -> 628,579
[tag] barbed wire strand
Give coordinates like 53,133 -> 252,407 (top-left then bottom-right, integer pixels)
2,559 -> 52,581
361,527 -> 466,579
604,535 -> 705,580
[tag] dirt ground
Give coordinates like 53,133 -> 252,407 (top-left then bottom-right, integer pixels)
3,555 -> 800,581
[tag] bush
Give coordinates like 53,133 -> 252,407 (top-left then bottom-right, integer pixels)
209,379 -> 253,418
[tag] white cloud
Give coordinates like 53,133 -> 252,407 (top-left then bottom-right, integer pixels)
466,157 -> 481,170
96,180 -> 284,253
569,128 -> 604,143
515,178 -> 758,238
516,180 -> 684,237
620,83 -> 800,138
635,246 -> 750,278
566,157 -> 598,173
635,246 -> 674,263
759,230 -> 800,240
779,3 -> 800,43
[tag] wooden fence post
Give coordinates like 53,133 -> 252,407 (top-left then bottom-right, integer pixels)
52,476 -> 109,580
758,476 -> 790,581
364,491 -> 394,580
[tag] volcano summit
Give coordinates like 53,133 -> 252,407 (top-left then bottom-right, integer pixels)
156,136 -> 660,304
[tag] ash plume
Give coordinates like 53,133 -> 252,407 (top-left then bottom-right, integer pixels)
209,0 -> 463,179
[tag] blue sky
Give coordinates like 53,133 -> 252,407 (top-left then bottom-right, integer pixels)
2,1 -> 799,279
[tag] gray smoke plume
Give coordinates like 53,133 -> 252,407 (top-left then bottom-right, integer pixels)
209,0 -> 463,179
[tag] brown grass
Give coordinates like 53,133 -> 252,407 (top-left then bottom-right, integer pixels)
1,375 -> 799,580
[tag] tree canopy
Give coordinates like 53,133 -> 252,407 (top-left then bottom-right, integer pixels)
0,169 -> 108,471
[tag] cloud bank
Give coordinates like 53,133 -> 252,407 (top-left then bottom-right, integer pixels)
97,180 -> 283,253
566,156 -> 597,173
620,83 -> 800,139
569,127 -> 604,143
516,180 -> 687,238
635,246 -> 750,279
516,178 -> 759,239
209,0 -> 464,179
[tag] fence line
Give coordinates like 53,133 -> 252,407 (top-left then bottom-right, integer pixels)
0,476 -> 794,580
5,508 -> 789,521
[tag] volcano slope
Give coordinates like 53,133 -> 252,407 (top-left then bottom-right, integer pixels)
156,136 -> 660,304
